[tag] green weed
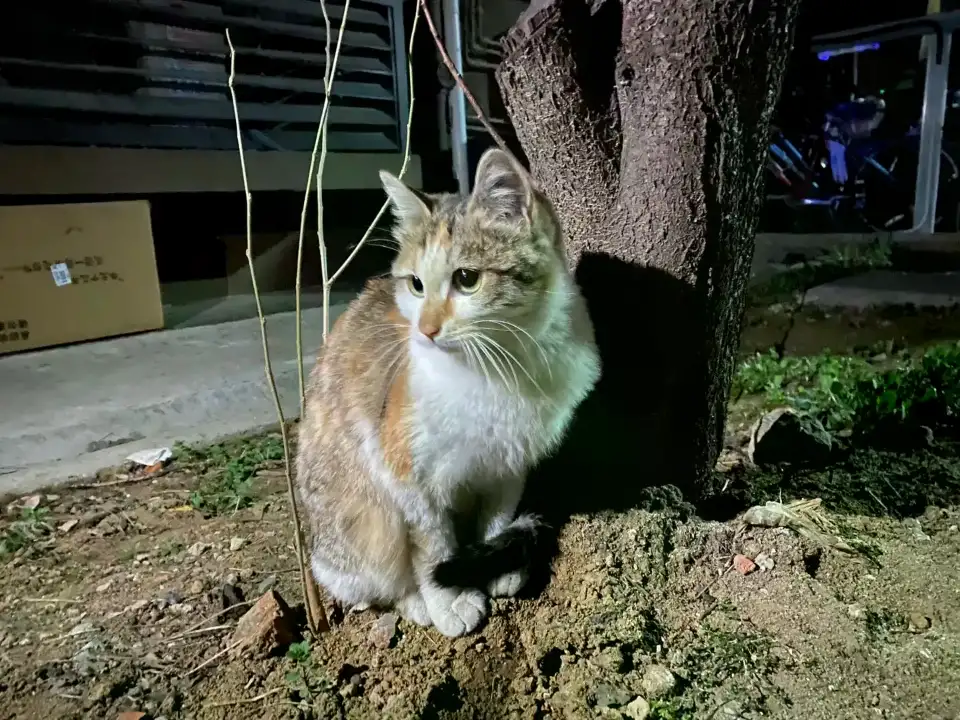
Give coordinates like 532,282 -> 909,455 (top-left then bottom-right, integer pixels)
0,507 -> 54,558
284,639 -> 333,710
648,698 -> 693,720
286,640 -> 312,663
175,434 -> 285,515
863,608 -> 906,642
734,341 -> 960,437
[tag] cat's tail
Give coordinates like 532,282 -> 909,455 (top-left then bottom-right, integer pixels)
431,514 -> 551,589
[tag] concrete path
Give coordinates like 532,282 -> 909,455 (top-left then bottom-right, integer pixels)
0,302 -> 349,498
806,270 -> 960,310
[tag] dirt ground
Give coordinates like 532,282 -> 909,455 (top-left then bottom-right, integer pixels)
2,303 -> 960,720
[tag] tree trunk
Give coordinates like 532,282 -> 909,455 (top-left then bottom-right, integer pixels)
498,0 -> 801,513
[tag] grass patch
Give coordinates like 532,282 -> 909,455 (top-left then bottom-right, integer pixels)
174,433 -> 285,515
0,507 -> 54,559
673,624 -> 785,717
733,340 -> 960,438
863,608 -> 907,643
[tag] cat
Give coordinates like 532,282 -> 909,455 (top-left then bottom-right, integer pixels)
295,148 -> 601,637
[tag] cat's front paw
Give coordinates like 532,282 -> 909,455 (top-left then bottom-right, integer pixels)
424,587 -> 487,637
487,569 -> 527,598
397,593 -> 431,626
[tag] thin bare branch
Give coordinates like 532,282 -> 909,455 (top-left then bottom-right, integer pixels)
327,1 -> 421,287
316,0 -> 354,340
226,28 -> 330,636
416,0 -> 511,157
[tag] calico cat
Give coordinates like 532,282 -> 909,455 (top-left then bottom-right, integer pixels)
295,148 -> 600,637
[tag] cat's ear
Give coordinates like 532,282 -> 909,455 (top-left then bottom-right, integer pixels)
379,170 -> 432,225
469,148 -> 534,224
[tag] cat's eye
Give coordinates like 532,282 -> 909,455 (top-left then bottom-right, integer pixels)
407,275 -> 424,297
452,268 -> 481,294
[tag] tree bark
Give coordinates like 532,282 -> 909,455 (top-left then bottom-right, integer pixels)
498,0 -> 801,511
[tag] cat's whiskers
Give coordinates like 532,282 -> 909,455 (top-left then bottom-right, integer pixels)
470,319 -> 553,381
355,322 -> 409,344
460,335 -> 491,386
456,331 -> 514,391
476,332 -> 549,400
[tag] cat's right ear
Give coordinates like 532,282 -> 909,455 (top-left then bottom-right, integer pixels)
379,170 -> 432,225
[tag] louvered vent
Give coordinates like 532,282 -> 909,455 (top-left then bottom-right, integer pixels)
0,0 -> 409,153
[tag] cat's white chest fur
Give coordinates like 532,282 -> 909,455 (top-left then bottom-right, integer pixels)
407,333 -> 595,488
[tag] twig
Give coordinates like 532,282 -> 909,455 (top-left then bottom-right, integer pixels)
290,0 -> 353,635
22,597 -> 82,604
416,0 -> 510,156
184,638 -> 244,677
162,624 -> 235,644
225,28 -> 329,637
294,0 -> 336,413
204,687 -> 284,708
325,0 -> 421,287
72,468 -> 171,489
315,0 -> 353,340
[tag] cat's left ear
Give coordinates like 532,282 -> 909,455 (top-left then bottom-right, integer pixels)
468,148 -> 535,225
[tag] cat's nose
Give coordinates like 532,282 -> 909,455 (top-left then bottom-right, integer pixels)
418,321 -> 441,340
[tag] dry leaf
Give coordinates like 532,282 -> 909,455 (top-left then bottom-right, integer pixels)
741,498 -> 857,555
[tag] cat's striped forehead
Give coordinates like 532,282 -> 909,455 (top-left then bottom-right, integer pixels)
400,192 -> 547,280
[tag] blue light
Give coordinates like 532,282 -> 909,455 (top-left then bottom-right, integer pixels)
817,42 -> 881,61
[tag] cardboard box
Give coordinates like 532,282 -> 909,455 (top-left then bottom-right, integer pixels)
0,200 -> 164,355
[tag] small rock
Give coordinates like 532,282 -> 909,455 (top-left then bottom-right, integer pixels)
754,552 -> 775,572
641,664 -> 676,700
592,645 -> 629,674
368,613 -> 399,649
229,537 -> 246,552
747,407 -> 832,466
22,494 -> 42,510
135,553 -> 151,563
903,518 -> 931,541
256,574 -> 278,595
907,613 -> 932,633
162,589 -> 184,607
847,604 -> 866,620
68,622 -> 95,637
592,683 -> 632,709
339,673 -> 363,698
58,519 -> 79,533
719,699 -> 744,718
117,712 -> 147,720
924,506 -> 947,523
623,696 -> 651,720
95,514 -> 128,536
221,583 -> 246,618
228,590 -> 298,659
96,580 -> 113,593
187,579 -> 205,596
733,554 -> 757,575
186,542 -> 208,557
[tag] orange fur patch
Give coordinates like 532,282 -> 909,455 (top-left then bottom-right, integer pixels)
429,222 -> 452,249
418,295 -> 453,337
381,366 -> 413,480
